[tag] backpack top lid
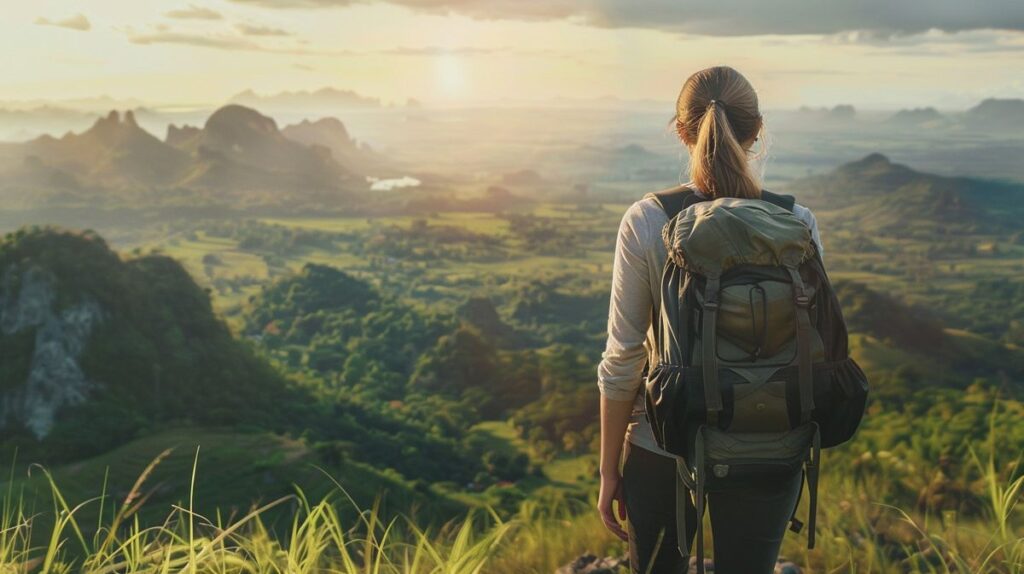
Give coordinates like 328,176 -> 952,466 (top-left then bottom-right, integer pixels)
663,197 -> 813,276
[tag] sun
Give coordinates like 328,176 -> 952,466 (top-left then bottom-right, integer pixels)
434,53 -> 467,99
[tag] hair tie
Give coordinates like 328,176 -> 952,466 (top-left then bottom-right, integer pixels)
708,99 -> 719,110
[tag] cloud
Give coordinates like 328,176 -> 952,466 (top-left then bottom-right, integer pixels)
34,13 -> 91,32
124,28 -> 353,55
165,4 -> 224,20
828,28 -> 1024,56
126,26 -> 566,59
127,31 -> 261,50
379,45 -> 501,56
375,45 -> 578,59
225,0 -> 1024,36
236,23 -> 293,36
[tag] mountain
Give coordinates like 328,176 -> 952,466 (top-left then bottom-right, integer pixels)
281,117 -> 390,174
787,153 -> 1024,233
230,87 -> 382,111
17,110 -> 190,189
889,107 -> 945,128
964,98 -> 1024,131
795,104 -> 857,121
164,123 -> 201,148
0,105 -> 359,200
173,105 -> 354,192
282,117 -> 356,155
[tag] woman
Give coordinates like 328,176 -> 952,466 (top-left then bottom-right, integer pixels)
596,66 -> 824,573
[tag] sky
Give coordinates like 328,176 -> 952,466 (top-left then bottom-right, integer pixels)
4,0 -> 1024,110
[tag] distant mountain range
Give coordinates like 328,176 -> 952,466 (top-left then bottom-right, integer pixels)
888,107 -> 946,128
964,98 -> 1024,131
0,105 -> 372,203
795,104 -> 857,121
787,152 -> 1024,233
229,87 -> 383,110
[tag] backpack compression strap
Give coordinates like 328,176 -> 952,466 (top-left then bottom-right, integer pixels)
647,186 -> 797,219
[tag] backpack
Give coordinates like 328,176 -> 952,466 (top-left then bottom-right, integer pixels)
642,186 -> 869,572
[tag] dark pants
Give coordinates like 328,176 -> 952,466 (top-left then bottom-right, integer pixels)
621,442 -> 803,574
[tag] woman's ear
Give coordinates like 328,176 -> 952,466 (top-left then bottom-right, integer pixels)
743,117 -> 764,150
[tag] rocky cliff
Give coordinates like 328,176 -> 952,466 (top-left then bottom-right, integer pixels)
0,263 -> 104,438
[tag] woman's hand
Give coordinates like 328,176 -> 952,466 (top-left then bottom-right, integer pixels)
598,471 -> 628,541
598,395 -> 634,541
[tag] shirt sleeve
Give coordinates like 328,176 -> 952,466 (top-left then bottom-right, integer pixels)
597,201 -> 654,402
794,204 -> 824,260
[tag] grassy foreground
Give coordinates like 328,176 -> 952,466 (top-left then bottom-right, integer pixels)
1,439 -> 1021,574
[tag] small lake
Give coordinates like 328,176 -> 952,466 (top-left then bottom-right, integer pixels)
367,176 -> 422,191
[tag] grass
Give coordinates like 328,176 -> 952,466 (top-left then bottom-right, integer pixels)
0,427 -> 466,554
1,427 -> 1021,574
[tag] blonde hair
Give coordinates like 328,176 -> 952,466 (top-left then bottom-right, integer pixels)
675,66 -> 764,199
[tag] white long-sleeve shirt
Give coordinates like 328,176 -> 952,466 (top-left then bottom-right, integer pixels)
596,188 -> 823,456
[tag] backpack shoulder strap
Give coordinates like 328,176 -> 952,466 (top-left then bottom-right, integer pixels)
645,185 -> 699,219
646,186 -> 797,217
760,189 -> 797,212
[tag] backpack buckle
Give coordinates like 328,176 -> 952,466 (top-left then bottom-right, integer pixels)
704,292 -> 720,311
795,294 -> 810,308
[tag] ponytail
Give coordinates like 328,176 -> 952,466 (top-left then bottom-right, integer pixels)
691,101 -> 761,199
676,67 -> 764,200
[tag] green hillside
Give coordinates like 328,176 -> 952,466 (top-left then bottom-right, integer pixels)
0,227 -> 304,461
2,427 -> 464,540
0,228 -> 506,513
791,152 -> 1024,234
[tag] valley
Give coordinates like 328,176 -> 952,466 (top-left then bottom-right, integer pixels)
1,102 -> 1023,572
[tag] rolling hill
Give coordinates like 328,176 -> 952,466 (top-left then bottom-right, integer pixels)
0,227 -> 305,459
0,227 -> 492,491
1,427 -> 464,548
787,153 -> 1024,233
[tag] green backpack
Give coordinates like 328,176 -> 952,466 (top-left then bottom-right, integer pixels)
642,186 -> 869,572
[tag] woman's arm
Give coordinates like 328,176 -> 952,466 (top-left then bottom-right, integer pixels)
598,395 -> 634,540
596,201 -> 654,540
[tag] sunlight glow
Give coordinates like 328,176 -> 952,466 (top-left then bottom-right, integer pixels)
434,53 -> 468,99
